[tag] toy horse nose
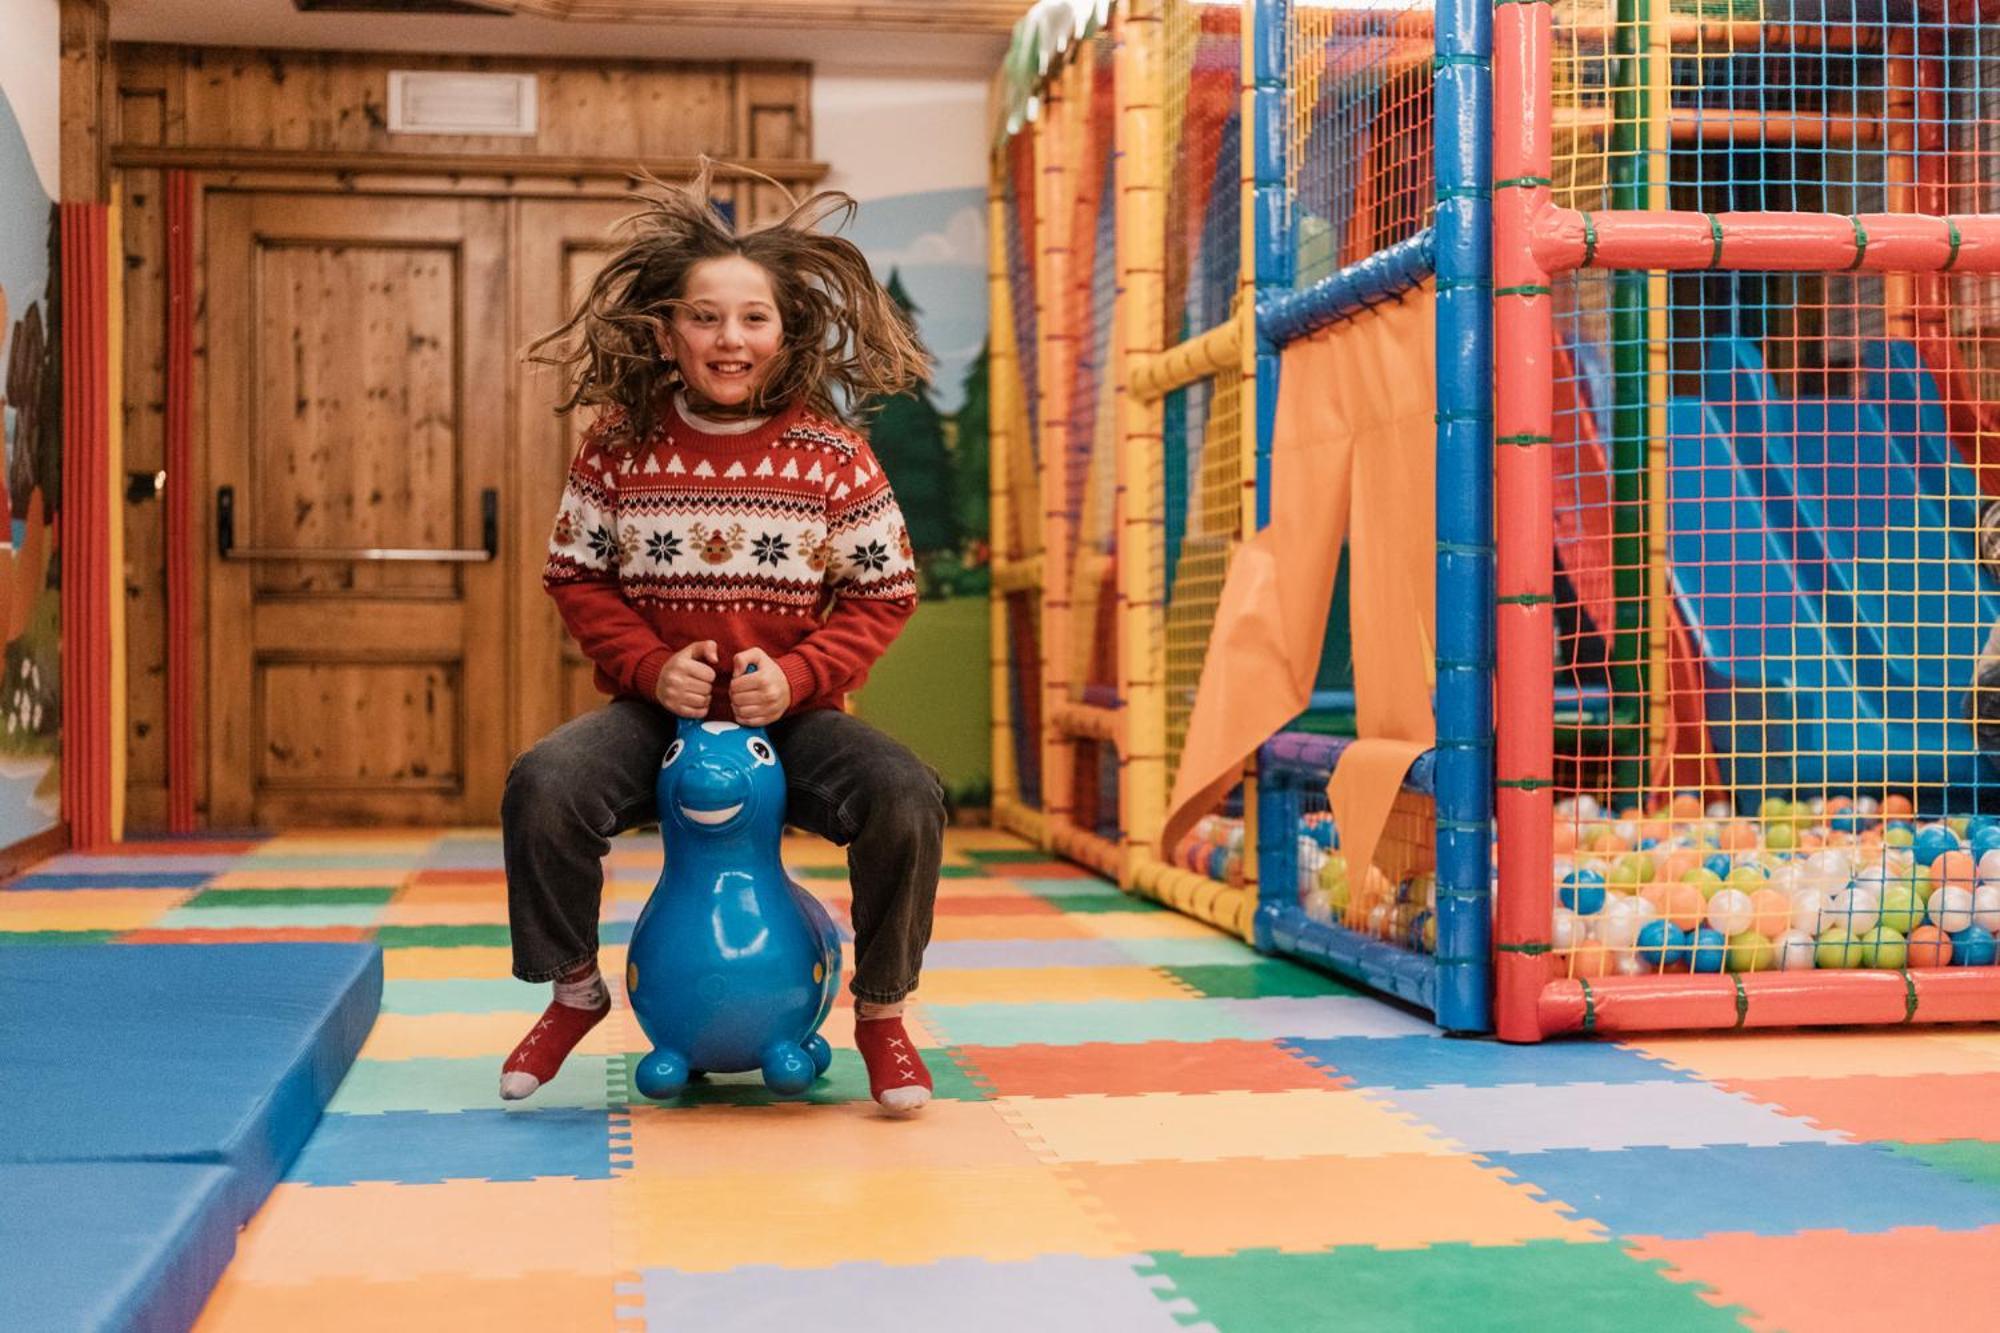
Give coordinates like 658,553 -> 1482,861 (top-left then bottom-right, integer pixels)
677,756 -> 751,823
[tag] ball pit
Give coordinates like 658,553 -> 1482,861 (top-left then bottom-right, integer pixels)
1550,795 -> 2000,979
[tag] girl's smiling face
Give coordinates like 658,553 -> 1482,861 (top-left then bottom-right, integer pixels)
659,254 -> 785,409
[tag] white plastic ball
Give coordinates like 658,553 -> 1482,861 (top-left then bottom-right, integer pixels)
1707,801 -> 1733,821
1825,886 -> 1880,936
1978,849 -> 2000,885
1976,884 -> 2000,935
1929,886 -> 1976,933
1773,929 -> 1818,970
1789,886 -> 1830,936
1706,888 -> 1756,937
1615,949 -> 1651,976
1552,907 -> 1586,952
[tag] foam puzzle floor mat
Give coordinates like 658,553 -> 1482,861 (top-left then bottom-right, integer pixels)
12,828 -> 2000,1331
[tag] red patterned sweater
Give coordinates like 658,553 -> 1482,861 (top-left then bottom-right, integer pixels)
542,395 -> 918,717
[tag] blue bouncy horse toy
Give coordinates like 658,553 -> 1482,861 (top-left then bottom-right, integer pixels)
626,714 -> 842,1100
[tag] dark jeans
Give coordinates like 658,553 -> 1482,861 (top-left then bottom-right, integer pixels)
503,699 -> 945,1003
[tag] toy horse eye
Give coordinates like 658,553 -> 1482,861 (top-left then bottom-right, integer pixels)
747,739 -> 776,766
662,740 -> 685,767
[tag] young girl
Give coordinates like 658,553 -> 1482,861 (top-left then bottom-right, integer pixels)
500,165 -> 944,1113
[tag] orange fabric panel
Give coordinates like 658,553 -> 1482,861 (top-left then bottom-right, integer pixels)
1162,289 -> 1439,889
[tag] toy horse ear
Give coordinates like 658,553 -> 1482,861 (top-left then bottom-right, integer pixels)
673,714 -> 701,742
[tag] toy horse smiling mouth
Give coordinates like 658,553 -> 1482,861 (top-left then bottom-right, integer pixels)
625,715 -> 842,1099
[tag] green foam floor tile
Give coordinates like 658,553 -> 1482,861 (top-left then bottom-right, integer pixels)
150,903 -> 386,930
1112,937 -> 1264,967
374,924 -> 516,949
379,978 -> 544,1015
327,1055 -> 624,1113
791,866 -> 850,881
963,849 -> 1063,863
183,886 -> 398,908
1165,961 -> 1363,999
0,930 -> 118,947
1139,1242 -> 1750,1332
1886,1140 -> 2000,1191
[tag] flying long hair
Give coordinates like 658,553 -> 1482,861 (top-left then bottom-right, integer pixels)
525,159 -> 931,443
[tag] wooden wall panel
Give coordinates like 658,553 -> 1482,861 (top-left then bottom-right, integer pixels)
120,168 -> 170,829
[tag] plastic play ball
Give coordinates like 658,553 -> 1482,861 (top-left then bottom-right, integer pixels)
1687,926 -> 1729,973
1931,850 -> 1978,893
1952,925 -> 1999,967
1815,926 -> 1867,969
1773,929 -> 1818,970
1765,823 -> 1798,852
1789,886 -> 1830,937
1560,869 -> 1608,916
1860,925 -> 1908,970
1807,850 -> 1855,888
1908,924 -> 1954,968
1682,867 -> 1724,901
1705,888 -> 1756,937
1913,824 -> 1962,867
1972,825 -> 2000,859
1635,919 -> 1691,968
1979,849 -> 2000,884
1929,886 -> 1977,934
1885,824 -> 1916,849
1551,907 -> 1586,952
1703,853 -> 1736,880
1824,886 -> 1881,937
1657,881 -> 1707,931
1563,942 -> 1613,978
1747,888 -> 1793,938
1877,882 -> 1927,934
1726,864 -> 1768,893
1725,931 -> 1776,973
1974,884 -> 2000,935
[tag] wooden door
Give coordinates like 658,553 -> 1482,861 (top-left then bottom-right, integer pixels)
205,193 -> 509,826
516,197 -> 647,741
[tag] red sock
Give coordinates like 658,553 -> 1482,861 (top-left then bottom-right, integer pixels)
853,1016 -> 932,1112
499,965 -> 609,1100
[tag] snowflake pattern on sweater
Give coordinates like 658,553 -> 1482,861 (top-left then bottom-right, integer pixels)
541,398 -> 918,712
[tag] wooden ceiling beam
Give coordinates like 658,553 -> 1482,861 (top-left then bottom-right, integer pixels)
296,0 -> 1023,34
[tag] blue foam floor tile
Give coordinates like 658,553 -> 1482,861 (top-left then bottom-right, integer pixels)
378,979 -> 542,1015
601,921 -> 635,945
1482,1142 -> 2000,1239
621,1257 -> 1193,1332
1109,938 -> 1278,967
285,1109 -> 615,1185
326,1056 -> 621,1114
1282,1036 -> 1697,1090
1380,1080 -> 1847,1154
5,871 -> 213,891
921,940 -> 1136,970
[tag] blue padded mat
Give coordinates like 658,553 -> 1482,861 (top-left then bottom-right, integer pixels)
0,1163 -> 237,1333
0,943 -> 381,1228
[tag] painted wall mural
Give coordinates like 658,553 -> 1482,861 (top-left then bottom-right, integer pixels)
0,86 -> 62,845
845,185 -> 992,810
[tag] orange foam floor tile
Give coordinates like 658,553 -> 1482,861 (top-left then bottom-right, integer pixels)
0,888 -> 189,931
196,1272 -> 620,1332
614,1166 -> 1127,1271
1625,1032 -> 2000,1082
394,881 -> 510,908
409,869 -> 506,887
932,895 -> 1064,917
357,1011 -> 627,1062
1070,1154 -> 1604,1255
997,1088 -> 1455,1165
226,1180 -> 617,1284
927,915 -> 1095,941
915,966 -> 1190,1006
1068,913 -> 1235,940
382,946 -> 515,981
1627,1226 -> 2000,1333
207,870 -> 407,890
1719,1073 -> 2000,1143
622,1099 -> 1043,1175
955,1040 -> 1341,1098
121,926 -> 376,945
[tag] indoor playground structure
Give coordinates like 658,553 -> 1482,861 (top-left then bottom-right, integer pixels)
991,0 -> 2000,1040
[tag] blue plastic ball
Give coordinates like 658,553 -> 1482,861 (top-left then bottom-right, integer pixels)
1313,823 -> 1336,848
1687,926 -> 1729,973
1972,825 -> 2000,858
1207,845 -> 1230,880
1952,925 -> 1999,967
1833,811 -> 1869,833
1635,919 -> 1690,967
1559,869 -> 1607,916
1703,853 -> 1736,880
1912,825 -> 1962,868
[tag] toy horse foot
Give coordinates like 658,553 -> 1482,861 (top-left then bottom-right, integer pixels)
633,1047 -> 690,1100
802,1032 -> 833,1078
760,1040 -> 816,1096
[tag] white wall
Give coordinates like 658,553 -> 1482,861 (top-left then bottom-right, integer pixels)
0,0 -> 61,198
813,69 -> 990,203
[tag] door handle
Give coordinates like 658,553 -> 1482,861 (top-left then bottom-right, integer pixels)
217,486 -> 499,563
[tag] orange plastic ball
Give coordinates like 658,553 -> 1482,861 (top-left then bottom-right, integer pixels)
1748,888 -> 1793,938
1661,881 -> 1707,931
1671,794 -> 1705,820
1719,821 -> 1760,852
1884,794 -> 1915,817
1932,851 -> 1977,892
1908,924 -> 1954,968
1553,823 -> 1579,855
1565,943 -> 1614,978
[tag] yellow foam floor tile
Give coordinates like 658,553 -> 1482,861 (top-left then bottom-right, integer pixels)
379,900 -> 511,928
208,870 -> 406,890
381,946 -> 515,982
0,888 -> 189,931
928,915 -> 1096,941
615,1166 -> 1126,1271
357,1011 -> 627,1062
225,1181 -> 617,1284
623,1100 -> 1043,1175
999,1089 -> 1456,1165
196,1272 -> 620,1333
1069,912 -> 1237,940
916,966 -> 1189,1006
1070,1154 -> 1604,1255
255,833 -> 436,852
607,877 -> 657,903
394,882 -> 508,908
1627,1031 -> 2000,1081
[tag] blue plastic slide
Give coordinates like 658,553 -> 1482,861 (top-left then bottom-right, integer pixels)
1666,336 -> 2000,807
